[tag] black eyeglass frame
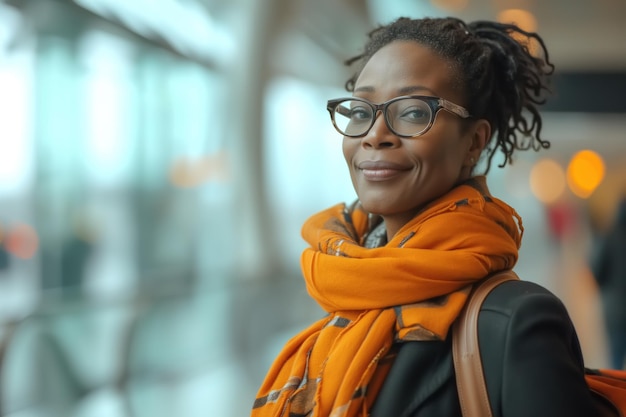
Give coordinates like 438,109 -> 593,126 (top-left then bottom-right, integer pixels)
326,95 -> 472,138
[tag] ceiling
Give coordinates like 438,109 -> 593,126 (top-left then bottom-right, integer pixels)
6,0 -> 625,75
276,0 -> 626,74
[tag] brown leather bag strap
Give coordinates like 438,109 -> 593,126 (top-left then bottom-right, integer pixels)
452,270 -> 520,417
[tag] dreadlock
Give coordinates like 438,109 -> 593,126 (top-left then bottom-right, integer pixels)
344,17 -> 555,173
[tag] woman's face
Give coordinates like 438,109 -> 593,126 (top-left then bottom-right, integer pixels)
343,40 -> 485,238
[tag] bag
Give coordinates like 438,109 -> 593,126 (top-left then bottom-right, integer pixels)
452,270 -> 626,417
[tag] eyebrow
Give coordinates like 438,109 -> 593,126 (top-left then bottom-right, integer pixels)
354,85 -> 438,96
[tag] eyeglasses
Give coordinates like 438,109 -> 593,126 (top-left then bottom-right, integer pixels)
326,95 -> 472,138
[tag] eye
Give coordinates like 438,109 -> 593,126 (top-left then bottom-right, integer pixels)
395,100 -> 431,125
348,105 -> 373,122
335,102 -> 372,122
399,106 -> 430,123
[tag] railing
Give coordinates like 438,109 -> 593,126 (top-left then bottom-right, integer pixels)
0,273 -> 321,417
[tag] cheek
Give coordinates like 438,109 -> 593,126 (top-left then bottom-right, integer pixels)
407,140 -> 449,166
409,135 -> 467,178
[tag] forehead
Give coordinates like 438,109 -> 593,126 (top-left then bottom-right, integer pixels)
354,41 -> 462,100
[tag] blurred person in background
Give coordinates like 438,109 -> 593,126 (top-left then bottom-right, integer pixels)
592,197 -> 626,370
251,16 -> 598,417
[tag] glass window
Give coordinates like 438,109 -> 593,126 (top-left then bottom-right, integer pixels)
264,77 -> 356,265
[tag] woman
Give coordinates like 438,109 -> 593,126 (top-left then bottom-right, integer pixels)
251,17 -> 598,416
592,198 -> 626,370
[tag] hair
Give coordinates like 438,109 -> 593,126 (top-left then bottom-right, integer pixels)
344,17 -> 555,173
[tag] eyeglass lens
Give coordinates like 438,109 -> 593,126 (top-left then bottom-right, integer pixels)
332,98 -> 434,137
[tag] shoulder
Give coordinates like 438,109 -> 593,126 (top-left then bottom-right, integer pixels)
373,280 -> 597,417
482,279 -> 568,316
479,279 -> 597,417
479,278 -> 582,366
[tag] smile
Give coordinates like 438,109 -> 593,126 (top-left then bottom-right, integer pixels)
357,160 -> 411,181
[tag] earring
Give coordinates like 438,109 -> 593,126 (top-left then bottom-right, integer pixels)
470,157 -> 475,164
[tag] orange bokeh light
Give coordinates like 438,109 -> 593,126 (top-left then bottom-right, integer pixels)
169,153 -> 230,188
567,150 -> 605,199
5,223 -> 39,259
431,0 -> 469,12
497,8 -> 539,55
497,8 -> 538,32
529,158 -> 566,204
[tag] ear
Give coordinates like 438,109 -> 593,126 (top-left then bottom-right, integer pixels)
464,119 -> 490,167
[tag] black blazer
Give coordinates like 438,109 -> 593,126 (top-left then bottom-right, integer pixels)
370,280 -> 599,417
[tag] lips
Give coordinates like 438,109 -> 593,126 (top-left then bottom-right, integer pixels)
357,160 -> 411,181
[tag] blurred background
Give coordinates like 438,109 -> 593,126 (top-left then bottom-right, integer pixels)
0,0 -> 624,416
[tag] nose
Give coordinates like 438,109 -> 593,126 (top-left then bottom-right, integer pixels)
361,111 -> 401,148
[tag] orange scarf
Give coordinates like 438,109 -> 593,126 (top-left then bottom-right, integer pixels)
252,177 -> 522,417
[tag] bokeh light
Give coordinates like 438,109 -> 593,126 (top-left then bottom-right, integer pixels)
497,8 -> 538,32
5,223 -> 39,259
529,158 -> 566,204
567,149 -> 605,199
431,0 -> 469,12
169,153 -> 230,188
497,8 -> 539,55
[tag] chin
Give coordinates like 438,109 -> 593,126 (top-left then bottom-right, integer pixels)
358,199 -> 399,216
